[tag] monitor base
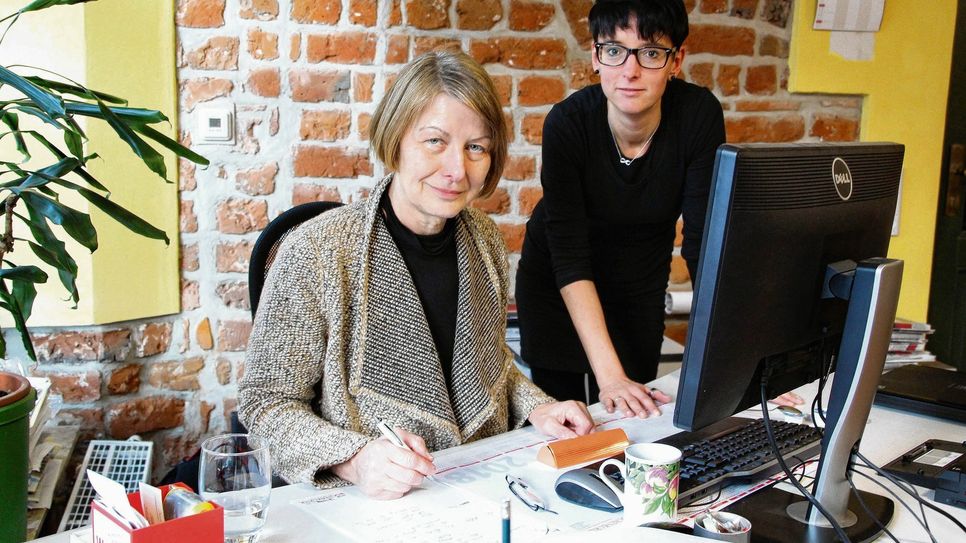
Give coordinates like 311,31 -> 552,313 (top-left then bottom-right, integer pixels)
724,483 -> 894,543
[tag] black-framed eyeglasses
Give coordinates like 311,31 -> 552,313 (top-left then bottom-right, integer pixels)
505,475 -> 558,514
594,42 -> 676,69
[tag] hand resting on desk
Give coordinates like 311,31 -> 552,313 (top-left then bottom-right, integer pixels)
330,429 -> 436,500
528,400 -> 595,439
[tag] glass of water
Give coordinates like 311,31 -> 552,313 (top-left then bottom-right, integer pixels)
199,434 -> 271,543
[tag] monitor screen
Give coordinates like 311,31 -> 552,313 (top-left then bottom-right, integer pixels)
675,142 -> 904,431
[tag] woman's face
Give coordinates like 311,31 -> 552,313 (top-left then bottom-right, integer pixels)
592,24 -> 684,120
388,92 -> 492,235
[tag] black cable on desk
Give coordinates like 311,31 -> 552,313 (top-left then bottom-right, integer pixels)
845,468 -> 902,543
854,451 -> 966,535
849,468 -> 935,542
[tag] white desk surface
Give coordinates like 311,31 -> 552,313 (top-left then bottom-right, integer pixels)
37,370 -> 965,543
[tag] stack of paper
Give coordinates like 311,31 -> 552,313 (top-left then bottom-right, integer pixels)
885,320 -> 936,370
27,376 -> 52,455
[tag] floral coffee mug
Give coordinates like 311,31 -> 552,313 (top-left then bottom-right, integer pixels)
598,443 -> 682,524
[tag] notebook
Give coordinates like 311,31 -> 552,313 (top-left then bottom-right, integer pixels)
874,364 -> 966,423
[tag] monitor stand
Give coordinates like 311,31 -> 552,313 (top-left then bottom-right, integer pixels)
724,258 -> 903,543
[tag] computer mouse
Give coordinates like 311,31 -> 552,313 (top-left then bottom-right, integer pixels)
554,468 -> 623,512
640,521 -> 694,534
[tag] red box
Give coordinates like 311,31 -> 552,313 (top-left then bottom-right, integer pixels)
90,483 -> 223,543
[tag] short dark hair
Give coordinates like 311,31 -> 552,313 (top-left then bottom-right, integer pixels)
589,0 -> 689,48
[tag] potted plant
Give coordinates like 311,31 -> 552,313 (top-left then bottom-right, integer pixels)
0,0 -> 208,360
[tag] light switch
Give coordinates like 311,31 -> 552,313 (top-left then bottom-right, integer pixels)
196,106 -> 235,144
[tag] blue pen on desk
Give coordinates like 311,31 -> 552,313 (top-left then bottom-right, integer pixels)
377,420 -> 437,482
502,498 -> 511,543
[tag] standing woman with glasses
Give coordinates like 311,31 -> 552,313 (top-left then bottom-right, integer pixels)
516,0 -> 724,417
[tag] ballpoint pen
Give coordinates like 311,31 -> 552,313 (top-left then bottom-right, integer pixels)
502,498 -> 511,543
377,420 -> 437,481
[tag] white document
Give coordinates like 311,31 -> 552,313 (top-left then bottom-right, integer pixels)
294,480 -> 549,542
813,0 -> 885,31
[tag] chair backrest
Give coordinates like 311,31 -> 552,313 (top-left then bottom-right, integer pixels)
248,201 -> 343,318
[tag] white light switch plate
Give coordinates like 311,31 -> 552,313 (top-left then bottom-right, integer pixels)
196,105 -> 234,144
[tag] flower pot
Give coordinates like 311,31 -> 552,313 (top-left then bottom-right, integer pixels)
0,371 -> 36,543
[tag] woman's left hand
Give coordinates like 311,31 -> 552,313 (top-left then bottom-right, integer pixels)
528,401 -> 595,439
598,375 -> 672,418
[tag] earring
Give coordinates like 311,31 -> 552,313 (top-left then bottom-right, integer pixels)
594,69 -> 599,74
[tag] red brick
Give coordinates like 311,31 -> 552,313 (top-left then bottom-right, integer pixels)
562,0 -> 592,49
745,65 -> 777,95
470,38 -> 567,69
177,0 -> 225,28
216,198 -> 269,234
182,279 -> 200,311
290,33 -> 301,61
293,146 -> 372,178
570,59 -> 599,90
386,35 -> 410,64
199,401 -> 215,433
247,68 -> 281,97
499,223 -> 526,253
181,78 -> 233,111
688,62 -> 714,89
518,76 -> 566,106
300,110 -> 351,141
354,72 -> 375,102
181,243 -> 199,272
216,241 -> 254,272
186,37 -> 239,70
179,160 -> 196,192
810,114 -> 859,142
291,0 -> 340,23
518,186 -> 543,215
521,113 -> 545,145
358,112 -> 372,141
148,357 -> 205,391
247,29 -> 279,60
107,396 -> 185,439
307,32 -> 377,64
725,115 -> 804,143
491,75 -> 512,107
732,0 -> 759,18
734,99 -> 800,112
760,34 -> 789,58
33,330 -> 130,362
471,188 -> 510,214
57,407 -> 104,431
216,358 -> 232,385
669,255 -> 690,284
216,281 -> 251,311
700,0 -> 727,13
180,200 -> 197,233
290,70 -> 351,103
717,64 -> 741,96
38,370 -> 101,402
197,318 -> 214,350
239,0 -> 278,20
509,0 -> 555,31
293,184 -> 343,206
406,0 -> 451,30
413,37 -> 461,57
763,0 -> 792,28
457,0 -> 502,30
135,322 -> 172,357
349,0 -> 377,25
687,25 -> 756,56
218,320 -> 253,352
504,155 -> 536,181
236,163 -> 278,195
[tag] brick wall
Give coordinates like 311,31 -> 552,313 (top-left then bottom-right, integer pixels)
21,0 -> 861,478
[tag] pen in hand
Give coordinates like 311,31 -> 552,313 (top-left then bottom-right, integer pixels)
377,420 -> 437,482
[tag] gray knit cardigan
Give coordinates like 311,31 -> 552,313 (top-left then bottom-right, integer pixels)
238,175 -> 553,488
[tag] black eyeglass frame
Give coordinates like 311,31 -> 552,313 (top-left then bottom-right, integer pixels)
594,42 -> 677,69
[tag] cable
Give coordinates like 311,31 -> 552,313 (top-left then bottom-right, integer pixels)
853,451 -> 966,535
849,469 -> 936,542
844,469 -> 903,543
759,383 -> 851,542
679,487 -> 722,511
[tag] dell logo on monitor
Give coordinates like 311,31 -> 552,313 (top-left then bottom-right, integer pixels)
832,157 -> 853,200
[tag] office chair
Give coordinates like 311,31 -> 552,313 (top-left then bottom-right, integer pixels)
248,200 -> 343,318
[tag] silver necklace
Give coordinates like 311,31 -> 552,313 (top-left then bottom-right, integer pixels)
610,123 -> 658,166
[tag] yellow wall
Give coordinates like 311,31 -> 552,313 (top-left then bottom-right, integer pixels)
790,0 -> 957,321
0,0 -> 179,326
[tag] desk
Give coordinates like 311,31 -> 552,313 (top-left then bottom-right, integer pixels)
37,371 -> 965,542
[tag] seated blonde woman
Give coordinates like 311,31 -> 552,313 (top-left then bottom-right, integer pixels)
239,51 -> 594,500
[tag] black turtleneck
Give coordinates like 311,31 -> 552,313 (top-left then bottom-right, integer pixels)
379,191 -> 458,386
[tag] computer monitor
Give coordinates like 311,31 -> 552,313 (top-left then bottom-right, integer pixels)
675,142 -> 905,541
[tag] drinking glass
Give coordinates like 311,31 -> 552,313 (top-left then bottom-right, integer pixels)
199,434 -> 272,543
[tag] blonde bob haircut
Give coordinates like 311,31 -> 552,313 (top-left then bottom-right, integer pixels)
370,50 -> 508,198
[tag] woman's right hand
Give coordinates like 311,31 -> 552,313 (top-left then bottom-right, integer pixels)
597,373 -> 671,419
331,430 -> 437,499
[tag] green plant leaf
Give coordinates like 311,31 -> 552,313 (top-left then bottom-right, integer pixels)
15,156 -> 80,192
134,123 -> 210,166
20,191 -> 97,251
24,75 -> 125,104
67,102 -> 168,124
7,103 -> 69,130
0,285 -> 36,361
18,0 -> 94,15
27,241 -> 78,305
96,101 -> 167,179
51,178 -> 169,244
0,65 -> 65,117
0,325 -> 6,358
11,278 -> 38,326
25,130 -> 108,192
0,264 -> 47,283
1,111 -> 28,160
63,129 -> 83,158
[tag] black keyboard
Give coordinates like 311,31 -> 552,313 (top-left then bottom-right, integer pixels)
657,417 -> 824,506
